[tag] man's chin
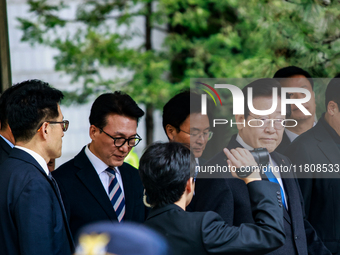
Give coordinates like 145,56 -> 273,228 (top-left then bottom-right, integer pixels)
193,151 -> 203,159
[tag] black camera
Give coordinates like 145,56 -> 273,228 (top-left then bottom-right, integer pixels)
236,148 -> 269,178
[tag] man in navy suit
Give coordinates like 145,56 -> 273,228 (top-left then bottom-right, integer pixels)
53,92 -> 145,239
0,80 -> 73,255
285,76 -> 340,254
192,79 -> 330,255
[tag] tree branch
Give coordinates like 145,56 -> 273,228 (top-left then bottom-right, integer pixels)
322,34 -> 340,45
152,25 -> 168,33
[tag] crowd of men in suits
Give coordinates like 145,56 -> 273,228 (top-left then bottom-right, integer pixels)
0,66 -> 339,255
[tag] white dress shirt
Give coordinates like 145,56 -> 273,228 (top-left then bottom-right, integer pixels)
236,134 -> 288,209
85,145 -> 124,196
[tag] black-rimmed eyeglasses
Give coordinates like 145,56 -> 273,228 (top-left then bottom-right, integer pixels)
37,120 -> 69,132
99,128 -> 142,148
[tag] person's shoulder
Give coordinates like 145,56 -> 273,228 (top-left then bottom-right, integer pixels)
291,121 -> 325,147
53,148 -> 87,176
204,150 -> 227,166
119,162 -> 139,174
53,157 -> 77,176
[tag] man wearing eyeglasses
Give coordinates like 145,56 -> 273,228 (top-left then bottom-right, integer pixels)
162,90 -> 213,166
52,92 -> 145,239
0,80 -> 73,255
193,79 -> 330,255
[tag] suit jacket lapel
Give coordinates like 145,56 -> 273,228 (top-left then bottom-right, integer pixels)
227,134 -> 242,150
313,122 -> 340,167
74,149 -> 117,221
119,163 -> 133,220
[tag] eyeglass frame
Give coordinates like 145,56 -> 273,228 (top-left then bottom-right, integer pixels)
179,129 -> 213,141
37,120 -> 69,132
247,114 -> 285,130
98,127 -> 142,148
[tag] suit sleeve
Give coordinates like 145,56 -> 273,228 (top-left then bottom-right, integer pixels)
14,178 -> 55,255
202,181 -> 285,255
190,178 -> 234,225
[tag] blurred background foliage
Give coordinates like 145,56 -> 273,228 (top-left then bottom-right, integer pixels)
18,0 -> 340,148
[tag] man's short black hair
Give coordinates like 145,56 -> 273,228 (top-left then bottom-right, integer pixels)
242,78 -> 284,119
273,66 -> 314,89
139,142 -> 196,208
6,79 -> 64,142
89,91 -> 144,129
325,76 -> 340,109
0,82 -> 27,131
162,90 -> 212,138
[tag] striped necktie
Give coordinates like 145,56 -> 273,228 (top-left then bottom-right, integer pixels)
106,168 -> 125,222
264,165 -> 287,210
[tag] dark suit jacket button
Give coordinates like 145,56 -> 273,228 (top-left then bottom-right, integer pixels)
276,191 -> 280,195
277,195 -> 281,199
294,235 -> 298,240
279,204 -> 282,207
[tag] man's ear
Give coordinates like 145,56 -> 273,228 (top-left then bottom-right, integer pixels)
235,115 -> 246,131
327,101 -> 339,116
39,122 -> 49,139
165,124 -> 176,141
89,125 -> 98,140
186,177 -> 194,194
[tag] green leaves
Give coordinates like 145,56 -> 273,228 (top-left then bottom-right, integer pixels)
17,0 -> 340,107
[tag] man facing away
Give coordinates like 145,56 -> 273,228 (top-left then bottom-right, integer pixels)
273,66 -> 316,154
0,79 -> 73,255
192,78 -> 330,255
285,76 -> 340,254
141,142 -> 285,255
53,92 -> 146,239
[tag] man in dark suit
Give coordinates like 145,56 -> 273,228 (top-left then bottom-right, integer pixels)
0,80 -> 73,255
193,79 -> 330,255
141,142 -> 285,255
273,66 -> 316,154
285,76 -> 340,254
53,92 -> 145,239
162,90 -> 213,166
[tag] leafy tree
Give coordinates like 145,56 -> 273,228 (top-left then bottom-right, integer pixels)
18,0 -> 340,149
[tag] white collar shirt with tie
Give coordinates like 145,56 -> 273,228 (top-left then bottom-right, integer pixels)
85,145 -> 125,196
236,134 -> 288,209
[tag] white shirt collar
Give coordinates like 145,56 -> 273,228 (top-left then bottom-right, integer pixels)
85,144 -> 120,175
236,134 -> 254,151
284,129 -> 299,142
15,146 -> 49,175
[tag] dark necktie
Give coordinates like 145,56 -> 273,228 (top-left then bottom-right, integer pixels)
106,167 -> 125,222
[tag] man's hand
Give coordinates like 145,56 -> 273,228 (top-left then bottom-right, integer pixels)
223,148 -> 261,184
